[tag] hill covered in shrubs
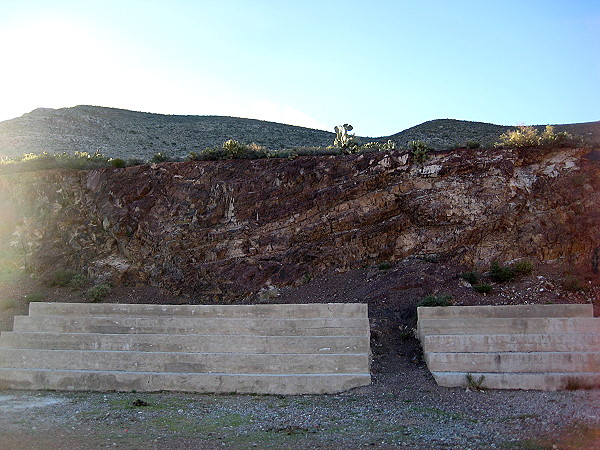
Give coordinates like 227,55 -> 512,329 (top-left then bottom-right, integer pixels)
1,106 -> 598,164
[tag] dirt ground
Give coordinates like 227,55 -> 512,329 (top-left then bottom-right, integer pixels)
1,258 -> 599,448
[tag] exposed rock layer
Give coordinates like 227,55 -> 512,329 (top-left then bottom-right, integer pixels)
1,147 -> 598,299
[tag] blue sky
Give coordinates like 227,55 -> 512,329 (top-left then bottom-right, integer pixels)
1,0 -> 598,136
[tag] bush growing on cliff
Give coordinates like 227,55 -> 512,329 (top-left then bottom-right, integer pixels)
495,125 -> 576,149
150,152 -> 171,163
0,151 -> 115,173
409,140 -> 431,163
360,140 -> 396,153
111,158 -> 126,168
188,140 -> 267,161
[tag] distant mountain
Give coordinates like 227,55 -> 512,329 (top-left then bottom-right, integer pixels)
377,118 -> 600,150
379,119 -> 510,149
0,105 -> 598,160
0,106 -> 336,160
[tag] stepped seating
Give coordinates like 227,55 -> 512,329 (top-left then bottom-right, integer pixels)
0,302 -> 371,394
417,304 -> 600,390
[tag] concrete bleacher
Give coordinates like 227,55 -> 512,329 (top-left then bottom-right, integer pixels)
0,302 -> 371,394
417,304 -> 600,390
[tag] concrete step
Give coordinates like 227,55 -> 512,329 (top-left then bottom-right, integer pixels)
0,368 -> 371,394
0,332 -> 369,354
0,348 -> 367,374
28,302 -> 367,319
422,333 -> 600,353
0,302 -> 371,394
12,316 -> 368,336
418,317 -> 600,338
425,351 -> 600,373
431,371 -> 600,391
417,304 -> 593,320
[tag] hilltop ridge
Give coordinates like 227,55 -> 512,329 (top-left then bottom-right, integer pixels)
0,105 -> 598,160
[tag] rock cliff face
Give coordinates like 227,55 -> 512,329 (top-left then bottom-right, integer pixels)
1,147 -> 598,299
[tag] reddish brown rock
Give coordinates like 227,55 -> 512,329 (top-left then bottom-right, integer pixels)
1,147 -> 598,300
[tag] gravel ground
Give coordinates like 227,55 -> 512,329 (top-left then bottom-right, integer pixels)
1,369 -> 600,449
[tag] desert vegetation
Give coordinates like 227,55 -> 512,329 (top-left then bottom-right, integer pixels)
495,125 -> 578,149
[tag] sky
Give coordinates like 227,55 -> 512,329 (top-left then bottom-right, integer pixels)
0,0 -> 599,137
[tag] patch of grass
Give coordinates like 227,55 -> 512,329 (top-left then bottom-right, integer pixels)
24,293 -> 44,303
410,406 -> 467,421
417,294 -> 453,308
0,298 -> 20,310
153,412 -> 254,435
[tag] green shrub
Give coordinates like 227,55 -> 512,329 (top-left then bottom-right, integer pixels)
496,125 -> 575,149
377,261 -> 392,270
488,261 -> 515,283
540,125 -> 574,147
48,270 -> 87,289
69,274 -> 88,289
0,151 -> 114,173
189,140 -> 268,161
461,271 -> 479,285
417,294 -> 453,308
257,285 -> 281,302
473,283 -> 493,294
360,140 -> 396,152
111,158 -> 126,168
409,140 -> 431,163
512,260 -> 533,275
86,284 -> 111,302
150,152 -> 171,163
466,140 -> 481,149
126,158 -> 146,166
466,373 -> 485,390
